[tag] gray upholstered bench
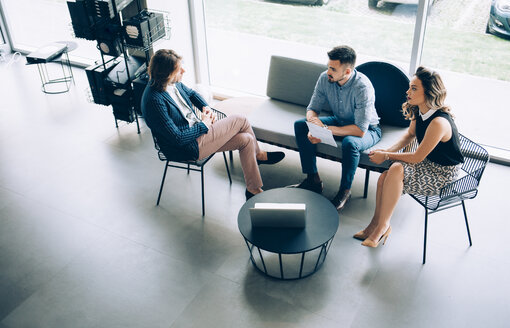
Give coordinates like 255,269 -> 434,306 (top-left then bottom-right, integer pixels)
218,55 -> 411,198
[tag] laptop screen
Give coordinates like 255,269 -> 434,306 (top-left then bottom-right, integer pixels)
249,203 -> 306,228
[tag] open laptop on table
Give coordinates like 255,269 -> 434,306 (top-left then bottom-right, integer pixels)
249,203 -> 306,228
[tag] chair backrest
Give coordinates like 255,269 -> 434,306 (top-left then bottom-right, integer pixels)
151,134 -> 167,161
356,61 -> 410,127
151,135 -> 160,151
458,134 -> 490,184
266,55 -> 327,107
436,134 -> 489,200
402,134 -> 489,198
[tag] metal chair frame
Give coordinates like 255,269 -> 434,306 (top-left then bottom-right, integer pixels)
406,134 -> 490,263
152,108 -> 232,216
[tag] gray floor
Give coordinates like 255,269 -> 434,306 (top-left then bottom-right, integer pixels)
1,57 -> 509,328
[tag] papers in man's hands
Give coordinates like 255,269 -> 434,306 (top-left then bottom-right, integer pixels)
306,122 -> 338,147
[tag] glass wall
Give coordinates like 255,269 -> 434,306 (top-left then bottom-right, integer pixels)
147,0 -> 197,86
204,0 -> 419,95
421,0 -> 510,152
1,0 -> 98,63
1,0 -> 508,156
203,0 -> 510,159
1,0 -> 196,82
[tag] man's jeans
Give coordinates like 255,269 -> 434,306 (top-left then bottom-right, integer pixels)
294,117 -> 382,192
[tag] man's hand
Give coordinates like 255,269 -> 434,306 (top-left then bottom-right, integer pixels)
203,106 -> 212,116
202,106 -> 214,121
307,116 -> 324,127
201,111 -> 214,128
201,106 -> 217,126
307,132 -> 322,144
202,113 -> 214,128
306,110 -> 326,127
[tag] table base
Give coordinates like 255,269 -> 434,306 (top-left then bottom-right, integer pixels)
36,51 -> 74,94
243,236 -> 335,280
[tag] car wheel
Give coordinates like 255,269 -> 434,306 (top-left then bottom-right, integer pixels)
315,0 -> 329,6
368,0 -> 378,9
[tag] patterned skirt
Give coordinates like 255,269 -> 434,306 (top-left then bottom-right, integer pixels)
401,158 -> 462,196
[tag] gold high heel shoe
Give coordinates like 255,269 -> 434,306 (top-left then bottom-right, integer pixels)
361,226 -> 392,248
353,229 -> 369,241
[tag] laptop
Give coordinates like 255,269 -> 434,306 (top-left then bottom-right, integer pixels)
249,203 -> 306,228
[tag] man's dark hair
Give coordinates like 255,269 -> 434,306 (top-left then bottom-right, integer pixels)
148,49 -> 182,92
327,45 -> 356,68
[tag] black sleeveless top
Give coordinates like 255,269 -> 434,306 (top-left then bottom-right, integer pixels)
415,110 -> 464,166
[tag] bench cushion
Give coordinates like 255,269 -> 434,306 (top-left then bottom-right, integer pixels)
249,99 -> 407,170
356,61 -> 410,128
267,56 -> 327,108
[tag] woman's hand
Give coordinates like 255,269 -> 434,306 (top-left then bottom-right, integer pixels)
369,150 -> 387,164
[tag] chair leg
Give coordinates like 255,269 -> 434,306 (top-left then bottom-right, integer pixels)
223,152 -> 232,184
157,161 -> 170,206
201,166 -> 205,216
187,163 -> 190,174
363,169 -> 370,198
423,208 -> 428,264
461,200 -> 473,246
229,150 -> 233,163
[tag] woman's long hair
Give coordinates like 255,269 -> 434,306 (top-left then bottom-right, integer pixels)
402,66 -> 453,120
148,49 -> 182,92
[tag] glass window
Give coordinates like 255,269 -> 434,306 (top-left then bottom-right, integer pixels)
204,0 -> 418,95
421,0 -> 510,152
2,0 -> 196,81
147,0 -> 197,86
2,0 -> 98,62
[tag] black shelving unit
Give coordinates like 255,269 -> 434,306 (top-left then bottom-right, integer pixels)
68,0 -> 170,134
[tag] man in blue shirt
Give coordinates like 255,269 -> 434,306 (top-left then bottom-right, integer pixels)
292,45 -> 381,210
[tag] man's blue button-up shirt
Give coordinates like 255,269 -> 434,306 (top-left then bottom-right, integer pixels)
307,69 -> 379,132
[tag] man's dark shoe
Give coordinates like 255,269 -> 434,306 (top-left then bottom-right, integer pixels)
257,151 -> 285,165
331,189 -> 351,211
287,178 -> 323,194
245,189 -> 256,201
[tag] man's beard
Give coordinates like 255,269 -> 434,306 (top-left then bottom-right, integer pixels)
328,74 -> 347,83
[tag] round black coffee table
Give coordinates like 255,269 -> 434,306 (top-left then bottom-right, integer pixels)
238,188 -> 339,280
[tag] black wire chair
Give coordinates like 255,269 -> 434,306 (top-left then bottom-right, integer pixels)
152,107 -> 232,216
406,134 -> 490,264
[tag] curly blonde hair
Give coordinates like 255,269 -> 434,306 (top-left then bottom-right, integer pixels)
402,66 -> 453,120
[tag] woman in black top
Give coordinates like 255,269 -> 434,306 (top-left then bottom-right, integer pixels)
358,66 -> 464,248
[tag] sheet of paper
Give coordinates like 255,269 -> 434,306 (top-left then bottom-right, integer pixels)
306,122 -> 338,147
